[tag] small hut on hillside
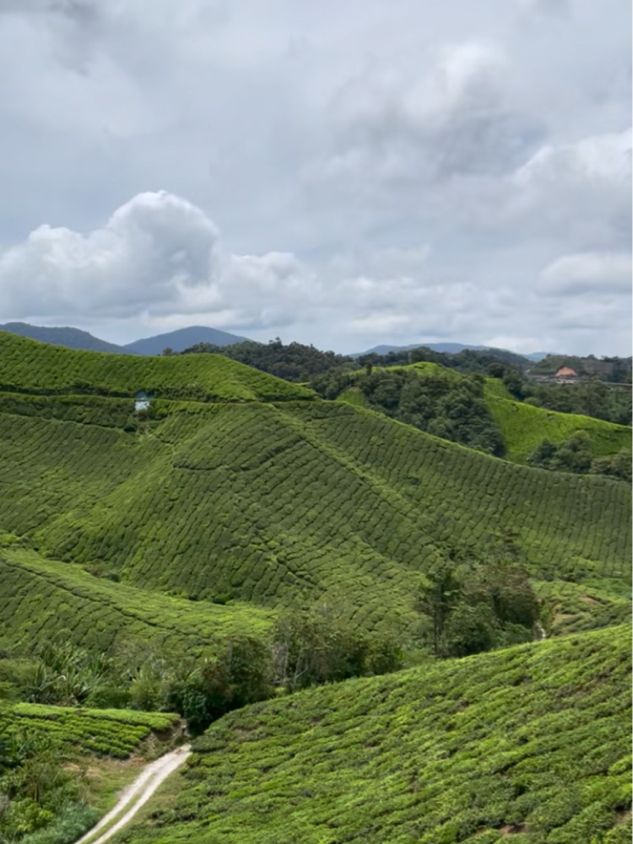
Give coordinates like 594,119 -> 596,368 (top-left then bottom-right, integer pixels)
554,366 -> 578,381
135,390 -> 152,412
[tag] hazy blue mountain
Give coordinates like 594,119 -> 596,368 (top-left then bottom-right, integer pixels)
123,326 -> 249,355
0,322 -> 125,353
356,341 -> 549,363
356,341 -> 487,356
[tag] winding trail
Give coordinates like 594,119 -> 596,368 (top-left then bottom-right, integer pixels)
76,744 -> 191,844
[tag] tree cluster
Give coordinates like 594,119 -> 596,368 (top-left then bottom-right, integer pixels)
313,367 -> 505,455
529,433 -> 631,482
182,338 -> 348,382
417,546 -> 541,658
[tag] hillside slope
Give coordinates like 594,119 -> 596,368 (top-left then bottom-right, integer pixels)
483,379 -> 631,462
0,331 -> 312,401
344,360 -> 630,463
0,321 -> 125,353
0,544 -> 273,657
123,326 -> 248,355
119,625 -> 632,844
0,389 -> 629,639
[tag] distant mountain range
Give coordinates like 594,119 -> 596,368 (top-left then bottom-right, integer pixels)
0,321 -> 551,362
0,322 -> 125,354
355,342 -> 549,362
122,325 -> 249,355
0,322 -> 248,355
357,342 -> 487,356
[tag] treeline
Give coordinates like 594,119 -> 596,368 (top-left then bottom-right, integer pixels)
528,432 -> 631,483
0,611 -> 402,735
357,345 -> 531,374
418,545 -> 541,657
181,338 -> 347,382
1,551 -> 543,736
532,353 -> 632,382
493,364 -> 632,426
312,366 -> 505,455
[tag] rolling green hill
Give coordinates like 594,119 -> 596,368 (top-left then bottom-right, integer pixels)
0,543 -> 273,657
0,332 -> 629,647
0,331 -> 311,402
118,625 -> 632,844
336,360 -> 630,464
0,332 -> 629,843
0,391 -> 629,641
483,380 -> 631,462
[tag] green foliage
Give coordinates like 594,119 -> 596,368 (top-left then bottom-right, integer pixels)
182,337 -> 348,382
0,705 -> 178,843
271,605 -> 403,691
484,381 -> 631,463
119,626 -> 632,844
0,391 -> 629,645
527,433 -> 630,481
313,364 -> 505,455
416,551 -> 539,657
0,331 -> 312,402
0,546 -> 274,659
592,450 -> 632,483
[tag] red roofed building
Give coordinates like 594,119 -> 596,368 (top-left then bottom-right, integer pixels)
554,366 -> 578,380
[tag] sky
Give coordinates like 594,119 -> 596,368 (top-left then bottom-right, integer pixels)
0,0 -> 630,355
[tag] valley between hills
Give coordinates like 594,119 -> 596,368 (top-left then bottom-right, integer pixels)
0,331 -> 630,844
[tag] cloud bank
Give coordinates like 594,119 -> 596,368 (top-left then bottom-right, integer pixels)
0,0 -> 630,354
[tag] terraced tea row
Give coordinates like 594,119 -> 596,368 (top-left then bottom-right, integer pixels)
119,624 -> 632,843
1,702 -> 180,758
0,331 -> 312,401
483,381 -> 631,462
0,546 -> 274,656
0,394 -> 629,636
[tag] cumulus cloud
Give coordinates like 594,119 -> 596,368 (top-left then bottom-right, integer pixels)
0,0 -> 630,354
0,191 -> 320,328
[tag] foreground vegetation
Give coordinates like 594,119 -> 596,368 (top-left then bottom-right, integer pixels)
0,332 -> 629,842
0,704 -> 180,843
120,625 -> 632,843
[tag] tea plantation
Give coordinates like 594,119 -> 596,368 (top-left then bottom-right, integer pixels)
119,625 -> 632,844
0,703 -> 180,759
483,381 -> 631,463
0,332 -> 630,843
0,331 -> 629,644
0,331 -> 312,402
0,395 -> 629,640
0,545 -> 274,657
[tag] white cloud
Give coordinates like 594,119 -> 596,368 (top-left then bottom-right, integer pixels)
0,191 -> 320,328
0,1 -> 630,355
539,251 -> 632,295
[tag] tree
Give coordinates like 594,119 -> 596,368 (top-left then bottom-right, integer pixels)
162,347 -> 174,356
416,559 -> 462,657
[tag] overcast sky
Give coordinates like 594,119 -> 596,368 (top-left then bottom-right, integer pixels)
0,0 -> 630,354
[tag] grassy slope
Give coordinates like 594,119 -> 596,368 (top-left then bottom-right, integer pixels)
0,331 -> 312,401
363,361 -> 630,463
0,395 -> 629,639
0,545 -> 274,656
0,703 -> 180,759
119,625 -> 632,844
0,703 -> 182,844
483,380 -> 631,462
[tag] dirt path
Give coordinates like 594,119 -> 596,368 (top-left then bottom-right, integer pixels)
76,744 -> 191,844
